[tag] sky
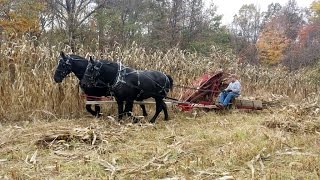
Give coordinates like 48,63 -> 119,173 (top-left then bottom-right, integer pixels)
204,0 -> 315,25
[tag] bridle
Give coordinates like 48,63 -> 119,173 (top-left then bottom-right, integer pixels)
56,57 -> 72,78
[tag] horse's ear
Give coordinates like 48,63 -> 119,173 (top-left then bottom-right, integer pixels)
60,51 -> 66,59
89,56 -> 94,63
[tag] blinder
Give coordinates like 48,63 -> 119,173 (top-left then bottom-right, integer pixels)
56,56 -> 72,78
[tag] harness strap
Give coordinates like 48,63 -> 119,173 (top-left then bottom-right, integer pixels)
94,61 -> 103,77
137,71 -> 141,86
136,89 -> 144,98
111,62 -> 127,90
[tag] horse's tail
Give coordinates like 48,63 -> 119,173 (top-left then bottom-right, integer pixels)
166,74 -> 174,92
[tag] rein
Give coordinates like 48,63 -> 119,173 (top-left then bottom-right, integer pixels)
84,61 -> 221,97
141,72 -> 170,94
174,84 -> 221,93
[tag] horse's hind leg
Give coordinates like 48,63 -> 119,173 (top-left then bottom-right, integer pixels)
86,104 -> 97,116
149,98 -> 163,123
94,105 -> 101,117
161,100 -> 169,121
140,104 -> 148,116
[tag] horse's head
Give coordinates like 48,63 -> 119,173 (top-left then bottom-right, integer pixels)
54,51 -> 73,83
81,56 -> 101,87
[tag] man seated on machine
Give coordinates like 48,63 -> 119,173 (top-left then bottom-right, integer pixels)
217,74 -> 241,108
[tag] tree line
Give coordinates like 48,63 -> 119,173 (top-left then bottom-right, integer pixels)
1,0 -> 320,70
231,0 -> 320,70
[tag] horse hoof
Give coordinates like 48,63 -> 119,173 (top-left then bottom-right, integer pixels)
132,117 -> 140,123
96,113 -> 103,118
118,120 -> 125,124
149,120 -> 156,124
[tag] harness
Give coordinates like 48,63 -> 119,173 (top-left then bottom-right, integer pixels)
112,61 -> 128,90
89,61 -> 171,99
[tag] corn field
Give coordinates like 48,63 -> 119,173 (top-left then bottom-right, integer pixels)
0,38 -> 319,122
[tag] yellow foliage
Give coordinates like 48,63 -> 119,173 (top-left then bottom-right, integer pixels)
0,0 -> 45,35
311,0 -> 320,20
311,0 -> 320,11
257,22 -> 290,65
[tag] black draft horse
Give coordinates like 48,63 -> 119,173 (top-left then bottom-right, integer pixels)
53,51 -> 148,117
81,57 -> 173,123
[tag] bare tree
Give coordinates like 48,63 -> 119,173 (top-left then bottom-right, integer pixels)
168,0 -> 184,46
230,4 -> 262,64
282,0 -> 305,40
46,0 -> 107,51
261,2 -> 282,26
232,4 -> 262,43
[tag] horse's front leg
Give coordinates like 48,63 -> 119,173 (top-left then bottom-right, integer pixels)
161,100 -> 169,121
124,100 -> 140,123
149,98 -> 163,123
116,100 -> 124,120
123,100 -> 134,117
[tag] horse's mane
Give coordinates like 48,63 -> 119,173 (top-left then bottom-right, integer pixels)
69,54 -> 86,61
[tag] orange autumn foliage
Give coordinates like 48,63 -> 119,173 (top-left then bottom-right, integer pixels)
256,17 -> 291,65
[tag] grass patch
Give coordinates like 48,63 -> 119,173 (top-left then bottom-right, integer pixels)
1,110 -> 319,179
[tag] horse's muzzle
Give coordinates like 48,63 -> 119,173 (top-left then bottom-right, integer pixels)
80,81 -> 90,88
53,76 -> 62,83
81,79 -> 97,88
